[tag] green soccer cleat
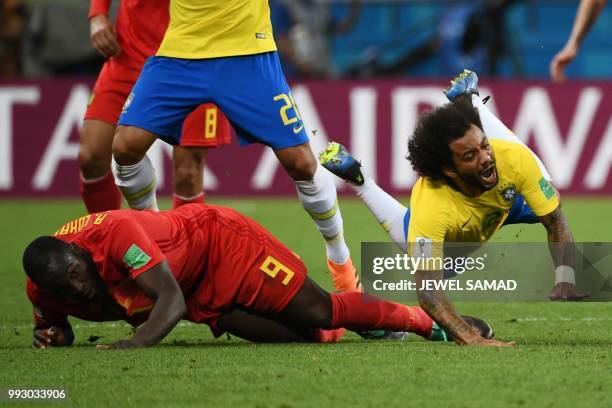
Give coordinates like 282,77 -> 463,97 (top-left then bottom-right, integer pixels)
428,322 -> 450,342
428,315 -> 495,342
319,142 -> 365,186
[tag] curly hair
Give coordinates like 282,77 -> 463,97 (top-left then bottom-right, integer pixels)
407,97 -> 483,180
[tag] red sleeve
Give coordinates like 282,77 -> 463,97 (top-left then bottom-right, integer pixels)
26,279 -> 70,329
89,0 -> 112,18
108,219 -> 166,279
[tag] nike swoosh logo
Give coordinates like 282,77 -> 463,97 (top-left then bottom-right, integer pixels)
293,124 -> 304,134
461,216 -> 472,229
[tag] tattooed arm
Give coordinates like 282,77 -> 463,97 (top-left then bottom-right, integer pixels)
415,270 -> 515,346
539,206 -> 588,301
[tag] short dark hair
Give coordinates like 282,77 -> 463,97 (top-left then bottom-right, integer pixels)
22,236 -> 71,289
407,97 -> 483,180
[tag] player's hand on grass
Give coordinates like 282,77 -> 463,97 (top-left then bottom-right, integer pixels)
450,327 -> 514,347
548,282 -> 589,301
32,326 -> 74,348
467,337 -> 516,347
96,339 -> 142,350
89,14 -> 121,58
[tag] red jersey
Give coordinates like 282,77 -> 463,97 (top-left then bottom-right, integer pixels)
89,0 -> 169,69
26,204 -> 307,331
27,205 -> 221,324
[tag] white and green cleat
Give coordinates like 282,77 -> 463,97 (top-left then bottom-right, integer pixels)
319,142 -> 365,186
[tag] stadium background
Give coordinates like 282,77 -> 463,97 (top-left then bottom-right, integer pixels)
1,1 -> 611,407
0,0 -> 610,198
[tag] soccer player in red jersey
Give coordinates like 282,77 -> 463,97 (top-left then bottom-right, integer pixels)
80,0 -> 231,213
23,205 -> 499,348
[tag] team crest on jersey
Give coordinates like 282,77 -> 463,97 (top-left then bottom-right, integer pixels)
498,183 -> 518,203
122,93 -> 134,113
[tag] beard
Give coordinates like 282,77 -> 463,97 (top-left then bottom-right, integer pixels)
458,170 -> 497,192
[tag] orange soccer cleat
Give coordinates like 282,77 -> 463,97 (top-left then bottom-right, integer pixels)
327,257 -> 362,293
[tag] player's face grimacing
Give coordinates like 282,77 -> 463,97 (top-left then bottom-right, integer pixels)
446,124 -> 498,193
60,246 -> 105,301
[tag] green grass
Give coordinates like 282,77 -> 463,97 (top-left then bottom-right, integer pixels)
1,197 -> 612,407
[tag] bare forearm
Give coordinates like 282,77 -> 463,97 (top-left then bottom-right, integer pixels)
130,294 -> 185,347
568,0 -> 606,46
415,271 -> 479,345
547,228 -> 575,268
539,207 -> 589,301
542,208 -> 575,268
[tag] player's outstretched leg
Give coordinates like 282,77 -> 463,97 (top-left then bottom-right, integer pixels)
279,277 -> 494,342
78,119 -> 123,213
319,142 -> 365,186
112,125 -> 160,210
216,308 -> 345,343
275,143 -> 360,293
279,276 -> 434,339
320,142 -> 408,250
172,146 -> 207,208
443,70 -> 553,181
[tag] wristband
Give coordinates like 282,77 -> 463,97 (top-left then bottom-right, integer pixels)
554,265 -> 576,285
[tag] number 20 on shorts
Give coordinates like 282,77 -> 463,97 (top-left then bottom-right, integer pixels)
273,93 -> 304,134
260,255 -> 295,285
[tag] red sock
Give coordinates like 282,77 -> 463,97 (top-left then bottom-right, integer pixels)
172,192 -> 205,208
312,328 -> 346,343
80,172 -> 122,214
329,292 -> 434,338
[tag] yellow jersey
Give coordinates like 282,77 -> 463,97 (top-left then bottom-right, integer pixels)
407,139 -> 559,253
157,0 -> 277,59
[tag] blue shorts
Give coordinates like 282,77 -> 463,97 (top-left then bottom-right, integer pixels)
118,52 -> 309,149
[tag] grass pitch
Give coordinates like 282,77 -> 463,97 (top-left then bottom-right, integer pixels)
1,197 -> 611,407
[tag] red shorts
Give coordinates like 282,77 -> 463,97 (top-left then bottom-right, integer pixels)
85,59 -> 231,148
184,210 -> 307,335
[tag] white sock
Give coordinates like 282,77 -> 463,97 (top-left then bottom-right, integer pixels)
472,94 -> 552,180
113,155 -> 159,211
295,163 -> 350,264
472,94 -> 522,143
352,178 -> 408,252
